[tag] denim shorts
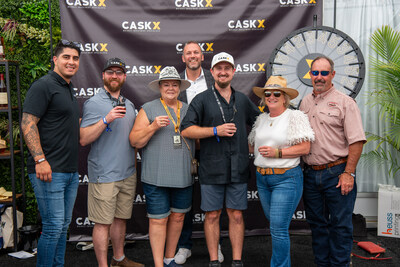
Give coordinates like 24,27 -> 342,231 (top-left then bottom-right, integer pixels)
200,183 -> 248,211
142,182 -> 192,219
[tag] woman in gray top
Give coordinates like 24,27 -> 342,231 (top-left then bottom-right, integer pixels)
130,66 -> 194,267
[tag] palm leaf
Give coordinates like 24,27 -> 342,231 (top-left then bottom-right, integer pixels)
364,25 -> 400,177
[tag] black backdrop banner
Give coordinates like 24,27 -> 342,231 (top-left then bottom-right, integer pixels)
59,0 -> 322,241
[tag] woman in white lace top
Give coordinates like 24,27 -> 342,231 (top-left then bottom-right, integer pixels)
248,76 -> 314,267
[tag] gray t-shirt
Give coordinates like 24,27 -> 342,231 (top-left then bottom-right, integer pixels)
81,88 -> 136,183
141,98 -> 194,188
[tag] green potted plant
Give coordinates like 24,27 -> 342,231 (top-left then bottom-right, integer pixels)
364,25 -> 400,177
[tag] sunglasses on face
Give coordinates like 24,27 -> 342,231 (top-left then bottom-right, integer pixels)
310,70 -> 330,76
264,91 -> 282,98
105,70 -> 125,76
60,39 -> 82,49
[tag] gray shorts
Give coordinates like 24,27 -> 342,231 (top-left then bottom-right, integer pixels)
200,183 -> 248,211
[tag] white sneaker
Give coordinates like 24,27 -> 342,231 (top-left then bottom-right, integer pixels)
174,248 -> 192,264
218,244 -> 224,263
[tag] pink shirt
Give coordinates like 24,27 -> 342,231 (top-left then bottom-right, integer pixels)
300,86 -> 366,165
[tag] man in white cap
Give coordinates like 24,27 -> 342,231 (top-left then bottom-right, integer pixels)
181,52 -> 260,267
80,58 -> 143,267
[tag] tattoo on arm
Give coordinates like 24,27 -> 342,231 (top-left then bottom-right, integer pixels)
21,113 -> 44,158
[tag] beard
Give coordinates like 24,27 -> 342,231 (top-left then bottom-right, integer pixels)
216,79 -> 230,89
187,61 -> 201,71
104,77 -> 124,92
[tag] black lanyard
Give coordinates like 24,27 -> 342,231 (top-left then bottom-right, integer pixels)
211,85 -> 236,123
104,88 -> 125,107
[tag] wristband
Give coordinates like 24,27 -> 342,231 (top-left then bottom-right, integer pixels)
103,117 -> 112,132
275,149 -> 279,158
213,127 -> 220,143
343,171 -> 356,178
35,157 -> 46,164
279,149 -> 282,158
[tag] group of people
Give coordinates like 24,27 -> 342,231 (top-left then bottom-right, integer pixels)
21,39 -> 366,267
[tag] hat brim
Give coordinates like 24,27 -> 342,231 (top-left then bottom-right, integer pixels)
103,65 -> 127,73
211,60 -> 235,69
148,79 -> 191,92
252,86 -> 299,100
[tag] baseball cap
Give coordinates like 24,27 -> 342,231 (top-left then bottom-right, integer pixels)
211,52 -> 235,69
103,57 -> 127,73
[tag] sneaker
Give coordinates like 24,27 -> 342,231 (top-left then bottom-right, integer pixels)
174,248 -> 192,264
218,244 -> 224,263
209,260 -> 221,267
164,259 -> 183,267
231,260 -> 244,267
110,257 -> 144,267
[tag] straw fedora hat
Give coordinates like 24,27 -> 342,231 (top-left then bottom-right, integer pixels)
148,66 -> 191,92
252,76 -> 299,100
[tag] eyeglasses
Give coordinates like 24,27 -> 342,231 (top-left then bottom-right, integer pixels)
310,70 -> 330,76
105,70 -> 125,76
264,91 -> 282,98
60,39 -> 82,49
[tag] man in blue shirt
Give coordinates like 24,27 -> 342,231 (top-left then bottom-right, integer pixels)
80,58 -> 143,267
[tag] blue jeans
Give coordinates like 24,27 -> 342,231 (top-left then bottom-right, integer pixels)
256,166 -> 303,267
29,172 -> 79,267
178,209 -> 194,249
303,163 -> 356,267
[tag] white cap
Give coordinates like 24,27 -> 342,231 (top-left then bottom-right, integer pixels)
211,52 -> 235,69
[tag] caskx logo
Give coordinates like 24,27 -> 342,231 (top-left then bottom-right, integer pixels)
122,21 -> 161,31
176,42 -> 214,52
175,0 -> 213,8
280,0 -> 316,5
228,19 -> 265,30
126,65 -> 163,75
66,0 -> 106,7
80,42 -> 108,53
235,62 -> 266,73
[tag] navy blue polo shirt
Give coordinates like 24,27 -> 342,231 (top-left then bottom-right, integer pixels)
181,87 -> 260,184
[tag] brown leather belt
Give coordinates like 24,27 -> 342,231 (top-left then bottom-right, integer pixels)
308,157 -> 347,171
256,166 -> 292,175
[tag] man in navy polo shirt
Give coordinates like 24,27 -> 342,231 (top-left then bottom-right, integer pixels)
181,52 -> 260,267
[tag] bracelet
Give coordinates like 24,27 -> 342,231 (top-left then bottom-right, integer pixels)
275,149 -> 279,158
343,171 -> 356,177
35,157 -> 46,164
213,127 -> 220,143
103,117 -> 112,132
279,148 -> 282,158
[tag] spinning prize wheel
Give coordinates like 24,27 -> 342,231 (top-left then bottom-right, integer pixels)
267,26 -> 365,108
